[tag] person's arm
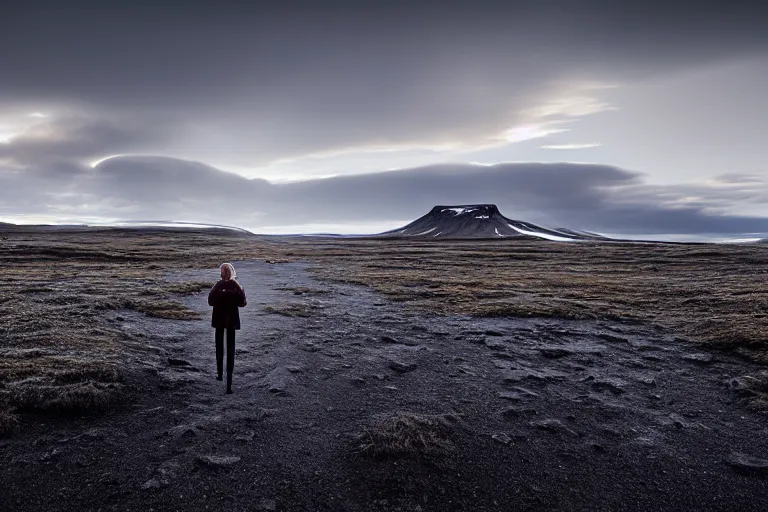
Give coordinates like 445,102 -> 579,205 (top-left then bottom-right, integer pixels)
238,286 -> 247,307
207,281 -> 222,306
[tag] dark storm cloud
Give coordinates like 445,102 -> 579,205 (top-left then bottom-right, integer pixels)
3,1 -> 768,166
5,0 -> 767,94
4,155 -> 767,235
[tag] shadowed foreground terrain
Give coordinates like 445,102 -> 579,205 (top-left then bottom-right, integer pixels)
2,227 -> 768,511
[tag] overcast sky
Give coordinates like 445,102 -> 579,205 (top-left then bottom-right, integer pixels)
2,0 -> 768,236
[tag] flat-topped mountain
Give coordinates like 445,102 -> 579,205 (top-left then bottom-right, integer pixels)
379,204 -> 610,241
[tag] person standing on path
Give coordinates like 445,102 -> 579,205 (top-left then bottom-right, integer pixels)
207,262 -> 247,394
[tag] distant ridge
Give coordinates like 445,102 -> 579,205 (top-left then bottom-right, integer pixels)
379,204 -> 611,241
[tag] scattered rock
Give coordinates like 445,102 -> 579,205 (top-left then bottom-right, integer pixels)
168,424 -> 200,439
99,473 -> 120,486
503,369 -> 567,384
116,315 -> 125,321
286,365 -> 304,373
682,353 -> 714,364
498,391 -> 529,402
531,419 -> 578,436
658,413 -> 688,429
258,498 -> 278,511
539,347 -> 572,359
167,358 -> 192,367
389,360 -> 417,373
500,406 -> 538,418
235,431 -> 255,443
727,452 -> 768,476
597,333 -> 630,344
511,387 -> 541,398
139,406 -> 164,415
591,443 -> 606,453
600,426 -> 622,438
196,455 -> 241,467
39,448 -> 61,462
492,433 -> 511,445
728,376 -> 760,396
58,428 -> 106,444
589,377 -> 627,395
141,478 -> 162,490
381,335 -> 419,346
484,339 -> 507,350
257,408 -> 276,421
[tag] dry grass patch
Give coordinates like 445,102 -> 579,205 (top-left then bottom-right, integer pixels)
0,226 -> 284,432
0,408 -> 18,438
130,299 -> 200,320
164,280 -> 216,295
298,239 -> 768,362
10,380 -> 122,413
358,412 -> 456,459
0,354 -> 122,417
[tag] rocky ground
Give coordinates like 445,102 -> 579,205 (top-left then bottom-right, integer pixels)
2,259 -> 768,511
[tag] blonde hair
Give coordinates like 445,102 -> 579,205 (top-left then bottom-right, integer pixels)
220,262 -> 237,280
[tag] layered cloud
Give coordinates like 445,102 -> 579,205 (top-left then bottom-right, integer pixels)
2,151 -> 768,235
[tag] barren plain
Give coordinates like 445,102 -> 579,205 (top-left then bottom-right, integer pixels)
2,227 -> 768,511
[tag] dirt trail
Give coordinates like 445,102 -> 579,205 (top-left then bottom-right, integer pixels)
3,260 -> 768,511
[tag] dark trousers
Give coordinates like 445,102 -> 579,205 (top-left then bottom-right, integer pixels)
215,327 -> 236,384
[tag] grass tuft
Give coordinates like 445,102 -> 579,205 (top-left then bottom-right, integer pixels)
131,299 -> 200,320
263,303 -> 319,317
358,412 -> 455,459
0,408 -> 18,438
165,280 -> 216,295
11,381 -> 123,413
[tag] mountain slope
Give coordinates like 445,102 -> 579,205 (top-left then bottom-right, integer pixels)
379,204 -> 610,241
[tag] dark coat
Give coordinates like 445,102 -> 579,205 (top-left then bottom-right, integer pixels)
208,279 -> 247,330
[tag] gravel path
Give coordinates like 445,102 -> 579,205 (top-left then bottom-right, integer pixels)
3,260 -> 768,511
